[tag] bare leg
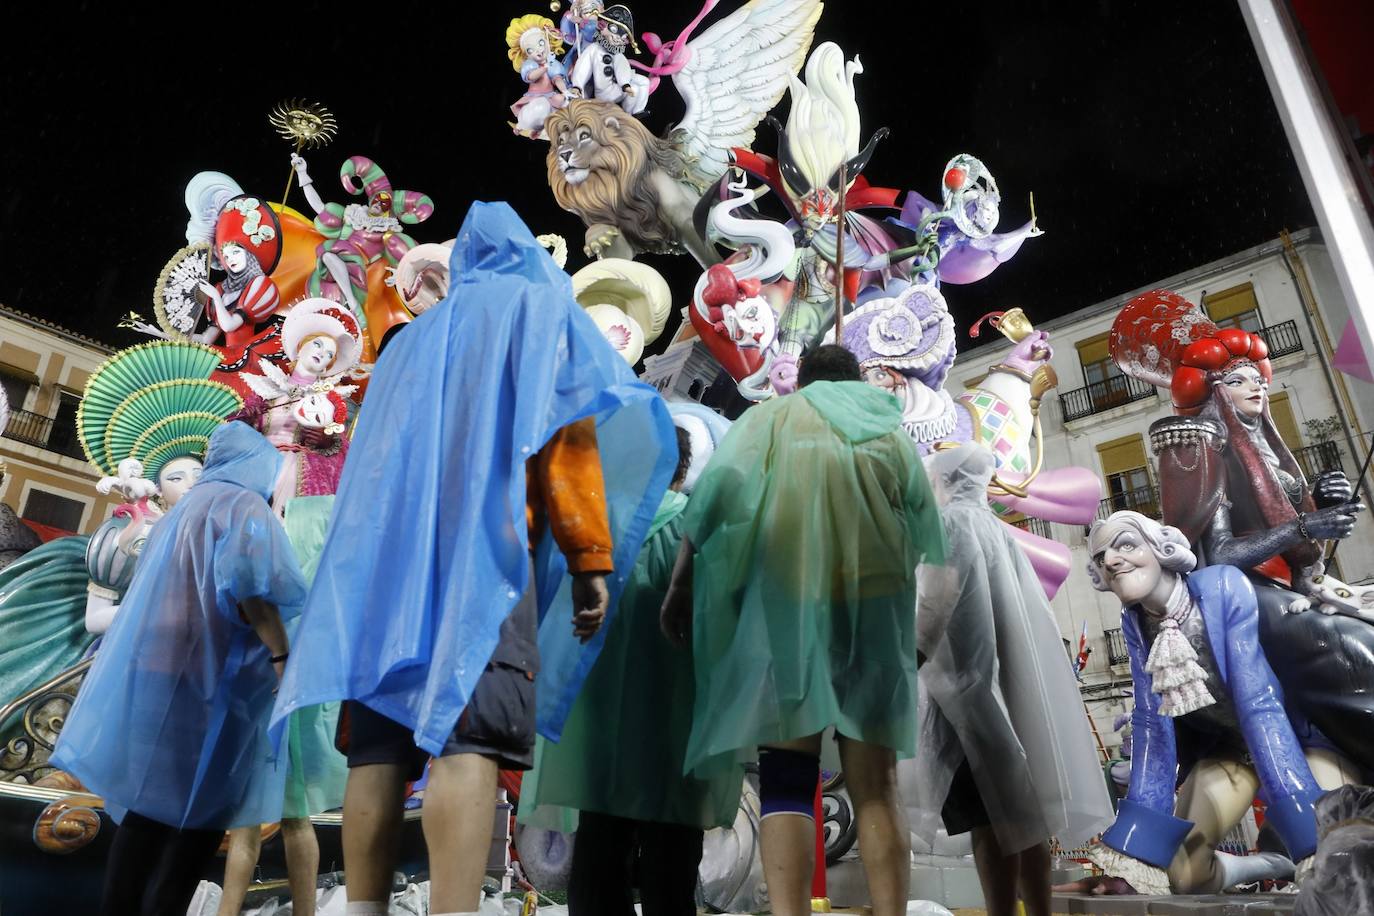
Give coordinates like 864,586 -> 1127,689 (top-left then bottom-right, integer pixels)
1167,757 -> 1260,893
282,817 -> 320,916
217,826 -> 262,916
758,734 -> 824,916
343,763 -> 408,903
970,827 -> 1020,916
837,737 -> 910,916
423,752 -> 500,914
1016,840 -> 1053,916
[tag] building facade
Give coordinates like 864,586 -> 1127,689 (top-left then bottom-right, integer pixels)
0,306 -> 118,535
950,228 -> 1374,751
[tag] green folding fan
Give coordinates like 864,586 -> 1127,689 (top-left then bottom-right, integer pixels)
78,341 -> 242,480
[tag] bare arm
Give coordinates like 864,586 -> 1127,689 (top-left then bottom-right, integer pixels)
659,535 -> 695,646
291,154 -> 327,216
240,595 -> 289,678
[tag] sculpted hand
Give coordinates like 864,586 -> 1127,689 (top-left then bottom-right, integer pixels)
1313,470 -> 1353,508
570,573 -> 610,643
290,153 -> 310,176
1302,502 -> 1364,541
197,281 -> 223,307
769,353 -> 799,395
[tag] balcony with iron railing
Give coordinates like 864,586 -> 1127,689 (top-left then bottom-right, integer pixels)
2,408 -> 85,460
1060,374 -> 1156,423
1293,440 -> 1344,481
1009,515 -> 1054,539
1060,321 -> 1303,424
1104,628 -> 1129,667
1095,484 -> 1162,523
1255,319 -> 1303,359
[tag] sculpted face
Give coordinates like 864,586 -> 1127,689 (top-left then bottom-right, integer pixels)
297,334 -> 339,377
220,242 -> 248,273
520,28 -> 549,63
1221,365 -> 1267,419
1091,526 -> 1166,607
553,120 -> 598,185
157,456 -> 203,508
862,364 -> 905,396
295,392 -> 335,430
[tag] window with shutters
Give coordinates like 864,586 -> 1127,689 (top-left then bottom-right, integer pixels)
1075,332 -> 1129,410
1096,434 -> 1160,520
1204,282 -> 1262,333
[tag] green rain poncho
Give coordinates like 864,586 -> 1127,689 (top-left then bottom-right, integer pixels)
682,381 -> 945,779
522,490 -> 740,830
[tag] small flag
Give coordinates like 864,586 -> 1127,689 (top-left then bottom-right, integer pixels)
1333,318 -> 1373,383
1075,622 -> 1092,673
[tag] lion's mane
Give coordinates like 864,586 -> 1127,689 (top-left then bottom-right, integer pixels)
545,101 -> 690,255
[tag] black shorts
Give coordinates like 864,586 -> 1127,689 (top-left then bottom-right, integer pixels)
342,662 -> 538,776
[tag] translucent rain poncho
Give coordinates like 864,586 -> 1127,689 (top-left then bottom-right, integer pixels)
682,381 -> 945,779
898,443 -> 1114,852
51,422 -> 307,829
270,202 -> 676,755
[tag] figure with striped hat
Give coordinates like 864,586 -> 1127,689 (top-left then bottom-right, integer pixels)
289,153 -> 434,331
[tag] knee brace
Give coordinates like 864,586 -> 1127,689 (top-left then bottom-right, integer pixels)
758,748 -> 819,820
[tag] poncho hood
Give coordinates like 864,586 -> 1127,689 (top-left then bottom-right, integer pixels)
798,380 -> 904,443
200,421 -> 285,501
926,441 -> 997,508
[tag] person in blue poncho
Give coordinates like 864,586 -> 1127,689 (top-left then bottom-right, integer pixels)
50,421 -> 308,916
270,201 -> 677,916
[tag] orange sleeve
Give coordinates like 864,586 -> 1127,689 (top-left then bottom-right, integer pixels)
530,417 -> 614,574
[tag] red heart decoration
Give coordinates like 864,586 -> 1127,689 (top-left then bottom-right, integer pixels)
738,277 -> 762,298
701,264 -> 740,308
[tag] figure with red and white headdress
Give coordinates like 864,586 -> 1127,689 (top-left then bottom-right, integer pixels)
1106,289 -> 1374,809
231,298 -> 362,513
1109,290 -> 1367,611
195,194 -> 288,395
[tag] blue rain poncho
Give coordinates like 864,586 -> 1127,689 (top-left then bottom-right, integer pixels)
270,201 -> 676,755
50,422 -> 307,829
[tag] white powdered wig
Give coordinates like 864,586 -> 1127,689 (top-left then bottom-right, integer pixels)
784,42 -> 863,194
1086,511 -> 1198,591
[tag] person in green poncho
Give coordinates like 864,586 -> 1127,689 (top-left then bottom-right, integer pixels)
523,417 -> 741,916
660,345 -> 946,916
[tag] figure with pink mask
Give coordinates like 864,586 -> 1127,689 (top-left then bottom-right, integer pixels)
234,299 -> 362,513
218,299 -> 363,916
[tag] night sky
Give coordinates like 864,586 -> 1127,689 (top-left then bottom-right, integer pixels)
1,1 -> 1315,356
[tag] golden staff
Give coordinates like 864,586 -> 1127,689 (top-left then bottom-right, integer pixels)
269,99 -> 339,207
833,161 -> 848,343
